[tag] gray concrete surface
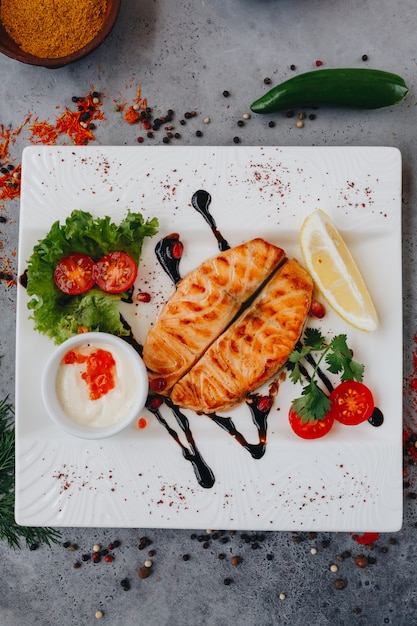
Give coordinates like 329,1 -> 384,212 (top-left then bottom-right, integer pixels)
1,0 -> 417,624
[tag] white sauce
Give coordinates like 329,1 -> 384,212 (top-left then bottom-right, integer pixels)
56,341 -> 138,428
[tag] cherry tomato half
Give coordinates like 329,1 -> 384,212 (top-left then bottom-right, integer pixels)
54,253 -> 95,295
93,251 -> 138,294
329,380 -> 374,426
288,407 -> 334,440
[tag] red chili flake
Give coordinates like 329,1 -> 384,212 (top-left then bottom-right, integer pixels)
315,60 -> 323,67
0,164 -> 21,201
123,86 -> 149,127
124,106 -> 141,124
0,125 -> 11,161
351,532 -> 379,545
29,92 -> 105,146
29,119 -> 59,145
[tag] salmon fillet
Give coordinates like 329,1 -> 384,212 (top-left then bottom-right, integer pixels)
170,258 -> 313,413
142,239 -> 286,391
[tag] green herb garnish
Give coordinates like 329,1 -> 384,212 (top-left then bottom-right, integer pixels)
287,328 -> 365,423
26,210 -> 158,344
0,397 -> 60,548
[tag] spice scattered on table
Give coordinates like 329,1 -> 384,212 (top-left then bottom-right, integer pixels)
30,91 -> 105,146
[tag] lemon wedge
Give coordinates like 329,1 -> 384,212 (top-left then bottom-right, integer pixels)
299,209 -> 378,332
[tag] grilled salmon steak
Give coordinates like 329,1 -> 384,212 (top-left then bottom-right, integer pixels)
170,258 -> 313,413
143,239 -> 286,392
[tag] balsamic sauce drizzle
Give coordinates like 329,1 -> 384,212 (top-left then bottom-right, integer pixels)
146,397 -> 215,489
144,193 -> 283,486
209,381 -> 279,460
120,315 -> 143,356
155,233 -> 183,285
191,190 -> 230,251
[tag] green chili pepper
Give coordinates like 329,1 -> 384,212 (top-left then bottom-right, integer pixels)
250,68 -> 409,114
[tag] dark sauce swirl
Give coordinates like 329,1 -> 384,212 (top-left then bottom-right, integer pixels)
191,190 -> 230,251
146,396 -> 215,489
155,233 -> 183,285
209,381 -> 279,460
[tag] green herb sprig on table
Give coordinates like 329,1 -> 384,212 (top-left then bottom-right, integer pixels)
0,397 -> 61,548
287,328 -> 365,423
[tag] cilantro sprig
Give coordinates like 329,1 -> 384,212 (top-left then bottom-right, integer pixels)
287,328 -> 365,423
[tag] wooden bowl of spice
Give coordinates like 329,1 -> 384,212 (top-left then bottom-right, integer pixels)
0,0 -> 121,68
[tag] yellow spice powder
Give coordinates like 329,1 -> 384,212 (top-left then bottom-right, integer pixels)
0,0 -> 108,59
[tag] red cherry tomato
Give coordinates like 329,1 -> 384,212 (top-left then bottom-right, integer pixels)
288,407 -> 334,439
93,251 -> 138,294
329,381 -> 374,425
54,253 -> 95,295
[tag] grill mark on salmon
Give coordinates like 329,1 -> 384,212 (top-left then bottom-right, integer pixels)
143,238 -> 286,392
170,258 -> 313,413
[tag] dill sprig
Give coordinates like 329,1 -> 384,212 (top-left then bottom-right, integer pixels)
0,397 -> 61,549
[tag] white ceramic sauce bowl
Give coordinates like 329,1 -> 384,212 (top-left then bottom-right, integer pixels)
42,332 -> 148,439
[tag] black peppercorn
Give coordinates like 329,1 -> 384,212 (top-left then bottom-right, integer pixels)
334,578 -> 347,590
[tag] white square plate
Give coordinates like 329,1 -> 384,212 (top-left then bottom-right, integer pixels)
15,145 -> 403,531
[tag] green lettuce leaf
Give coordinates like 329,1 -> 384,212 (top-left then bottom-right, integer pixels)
26,210 -> 159,344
